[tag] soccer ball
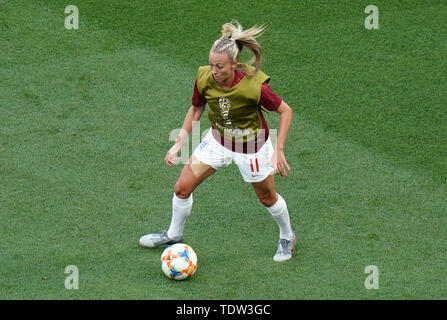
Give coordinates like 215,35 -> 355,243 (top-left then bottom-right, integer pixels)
160,243 -> 198,280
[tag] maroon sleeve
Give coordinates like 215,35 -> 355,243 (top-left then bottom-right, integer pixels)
192,79 -> 207,107
259,82 -> 282,111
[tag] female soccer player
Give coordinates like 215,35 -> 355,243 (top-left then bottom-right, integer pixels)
140,20 -> 295,262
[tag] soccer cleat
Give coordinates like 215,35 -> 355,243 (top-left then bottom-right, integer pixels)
273,232 -> 296,262
139,230 -> 184,248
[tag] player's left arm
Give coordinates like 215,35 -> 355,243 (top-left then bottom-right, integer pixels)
272,100 -> 293,178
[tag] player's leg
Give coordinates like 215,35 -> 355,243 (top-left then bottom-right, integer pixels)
233,136 -> 296,261
139,157 -> 215,248
174,154 -> 216,199
251,174 -> 295,241
251,173 -> 277,206
252,175 -> 294,241
251,175 -> 296,262
167,156 -> 216,238
168,129 -> 225,240
140,129 -> 223,248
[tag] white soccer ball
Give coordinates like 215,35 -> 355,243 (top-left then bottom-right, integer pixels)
160,243 -> 198,280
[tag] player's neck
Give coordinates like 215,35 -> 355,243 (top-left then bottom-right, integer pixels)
218,71 -> 236,89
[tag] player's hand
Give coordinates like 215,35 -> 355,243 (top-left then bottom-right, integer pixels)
165,143 -> 182,167
271,149 -> 291,178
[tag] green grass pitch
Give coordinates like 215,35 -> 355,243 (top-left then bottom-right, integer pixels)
0,0 -> 446,299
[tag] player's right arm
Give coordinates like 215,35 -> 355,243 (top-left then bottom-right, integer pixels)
165,104 -> 206,167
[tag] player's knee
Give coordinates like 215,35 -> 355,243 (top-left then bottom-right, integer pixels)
258,194 -> 277,207
174,182 -> 192,199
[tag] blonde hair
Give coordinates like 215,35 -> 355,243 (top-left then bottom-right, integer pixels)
211,20 -> 266,77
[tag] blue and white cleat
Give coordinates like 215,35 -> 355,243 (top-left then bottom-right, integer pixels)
139,230 -> 184,248
273,232 -> 296,262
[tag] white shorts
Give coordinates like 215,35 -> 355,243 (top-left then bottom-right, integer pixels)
192,129 -> 275,183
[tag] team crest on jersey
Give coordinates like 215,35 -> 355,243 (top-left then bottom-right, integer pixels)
218,97 -> 232,126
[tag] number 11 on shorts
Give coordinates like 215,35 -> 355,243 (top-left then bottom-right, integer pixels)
250,158 -> 260,177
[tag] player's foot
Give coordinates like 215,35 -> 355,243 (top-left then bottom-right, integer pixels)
139,230 -> 184,248
273,232 -> 296,262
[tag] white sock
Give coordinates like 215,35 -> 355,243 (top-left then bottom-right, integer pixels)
167,193 -> 193,240
265,193 -> 294,240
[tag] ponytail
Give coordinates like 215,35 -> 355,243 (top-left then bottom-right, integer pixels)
211,20 -> 266,77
